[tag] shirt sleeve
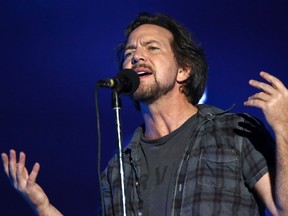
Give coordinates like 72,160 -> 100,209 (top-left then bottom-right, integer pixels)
237,114 -> 276,189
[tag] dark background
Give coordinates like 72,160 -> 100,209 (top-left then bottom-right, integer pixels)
0,0 -> 287,215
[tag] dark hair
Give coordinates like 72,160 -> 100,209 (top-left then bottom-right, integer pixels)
116,12 -> 208,105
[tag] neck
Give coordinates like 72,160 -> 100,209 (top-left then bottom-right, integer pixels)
140,95 -> 198,139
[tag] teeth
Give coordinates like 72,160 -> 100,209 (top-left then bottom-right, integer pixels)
137,71 -> 149,77
137,71 -> 146,75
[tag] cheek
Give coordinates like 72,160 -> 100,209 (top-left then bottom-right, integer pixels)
122,59 -> 130,69
122,59 -> 132,69
122,61 -> 128,68
155,62 -> 178,79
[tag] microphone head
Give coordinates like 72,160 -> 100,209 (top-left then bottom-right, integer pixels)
116,69 -> 140,95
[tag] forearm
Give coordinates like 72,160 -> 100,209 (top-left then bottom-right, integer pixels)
274,129 -> 288,215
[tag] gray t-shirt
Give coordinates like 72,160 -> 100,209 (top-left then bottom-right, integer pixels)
139,114 -> 198,215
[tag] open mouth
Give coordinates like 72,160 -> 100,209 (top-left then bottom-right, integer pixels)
137,71 -> 152,77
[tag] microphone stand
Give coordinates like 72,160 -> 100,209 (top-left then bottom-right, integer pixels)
112,90 -> 127,216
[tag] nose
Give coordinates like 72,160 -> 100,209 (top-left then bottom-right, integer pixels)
131,49 -> 146,64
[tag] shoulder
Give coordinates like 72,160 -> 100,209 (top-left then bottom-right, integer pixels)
197,104 -> 266,127
197,104 -> 275,149
197,104 -> 247,126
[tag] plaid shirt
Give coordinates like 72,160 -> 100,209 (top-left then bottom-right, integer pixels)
101,105 -> 275,215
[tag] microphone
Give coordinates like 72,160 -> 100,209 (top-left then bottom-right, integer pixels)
96,69 -> 140,95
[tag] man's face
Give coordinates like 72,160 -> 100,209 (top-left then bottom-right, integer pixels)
122,24 -> 181,104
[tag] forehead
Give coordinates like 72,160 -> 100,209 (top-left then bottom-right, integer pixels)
127,24 -> 174,45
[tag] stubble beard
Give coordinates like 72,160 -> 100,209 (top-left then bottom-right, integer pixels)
132,75 -> 176,105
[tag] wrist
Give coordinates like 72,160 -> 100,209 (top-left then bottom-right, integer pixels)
34,199 -> 50,216
35,202 -> 63,216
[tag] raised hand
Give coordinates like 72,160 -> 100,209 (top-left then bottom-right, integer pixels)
1,149 -> 63,216
244,71 -> 288,134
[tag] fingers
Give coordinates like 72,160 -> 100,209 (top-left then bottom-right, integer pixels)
244,71 -> 287,108
248,91 -> 270,102
259,71 -> 286,91
244,71 -> 288,132
8,150 -> 17,185
16,152 -> 28,191
244,96 -> 266,109
1,150 -> 40,191
248,72 -> 286,94
27,163 -> 40,189
248,79 -> 275,95
1,152 -> 9,176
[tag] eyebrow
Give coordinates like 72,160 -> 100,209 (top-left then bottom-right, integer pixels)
125,40 -> 162,50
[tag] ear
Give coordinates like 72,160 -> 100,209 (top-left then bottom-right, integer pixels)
176,67 -> 191,83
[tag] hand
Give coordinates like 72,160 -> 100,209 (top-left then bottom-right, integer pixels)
1,149 -> 50,213
244,71 -> 288,134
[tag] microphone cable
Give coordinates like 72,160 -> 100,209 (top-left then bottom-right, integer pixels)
94,85 -> 105,216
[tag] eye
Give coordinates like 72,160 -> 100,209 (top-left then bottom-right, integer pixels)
124,51 -> 133,59
148,46 -> 159,51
